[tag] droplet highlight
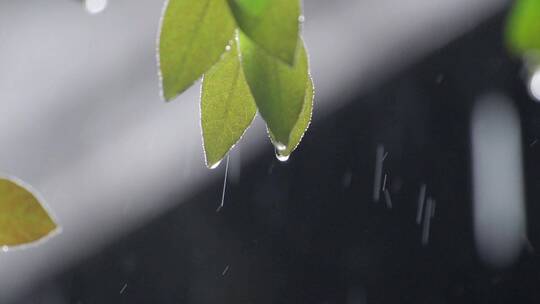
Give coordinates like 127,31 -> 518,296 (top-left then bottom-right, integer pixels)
85,0 -> 108,15
209,159 -> 222,170
274,142 -> 287,152
528,68 -> 540,102
275,151 -> 289,162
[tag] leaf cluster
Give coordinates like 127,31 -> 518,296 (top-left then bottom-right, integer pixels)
158,0 -> 314,168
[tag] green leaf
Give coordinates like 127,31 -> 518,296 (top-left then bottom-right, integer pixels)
201,37 -> 257,168
159,0 -> 236,101
233,0 -> 270,15
239,32 -> 309,147
228,0 -> 300,65
0,178 -> 57,247
506,0 -> 540,55
270,76 -> 314,157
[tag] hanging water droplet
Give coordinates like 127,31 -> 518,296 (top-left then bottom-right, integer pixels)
528,68 -> 540,102
275,151 -> 290,162
298,15 -> 305,23
209,159 -> 222,170
1,246 -> 8,252
225,45 -> 232,52
273,142 -> 286,152
85,0 -> 108,15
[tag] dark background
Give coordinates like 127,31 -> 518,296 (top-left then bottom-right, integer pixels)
15,13 -> 540,304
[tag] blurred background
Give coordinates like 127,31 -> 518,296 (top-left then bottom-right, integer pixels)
1,0 -> 539,303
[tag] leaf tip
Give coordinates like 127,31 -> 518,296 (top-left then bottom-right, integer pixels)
159,79 -> 193,102
206,158 -> 223,170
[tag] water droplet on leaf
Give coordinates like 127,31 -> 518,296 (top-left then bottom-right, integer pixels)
209,159 -> 222,169
275,151 -> 289,162
273,142 -> 287,152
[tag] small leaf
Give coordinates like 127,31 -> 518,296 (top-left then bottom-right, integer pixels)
0,178 -> 57,247
201,37 -> 257,168
239,32 -> 309,146
159,0 -> 236,101
270,76 -> 314,157
506,0 -> 540,55
228,0 -> 300,65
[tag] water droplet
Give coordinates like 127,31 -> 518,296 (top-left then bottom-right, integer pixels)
85,0 -> 108,15
209,159 -> 222,169
275,151 -> 290,162
2,246 -> 8,252
273,142 -> 286,152
225,45 -> 232,52
528,68 -> 540,102
298,15 -> 305,23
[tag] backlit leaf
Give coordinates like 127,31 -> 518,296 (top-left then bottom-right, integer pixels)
233,0 -> 270,16
0,178 -> 57,247
159,0 -> 236,101
506,0 -> 540,55
270,76 -> 314,157
228,0 -> 300,65
239,32 -> 309,146
201,37 -> 257,168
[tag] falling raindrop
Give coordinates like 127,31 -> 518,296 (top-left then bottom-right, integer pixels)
1,246 -> 8,252
421,198 -> 433,246
85,0 -> 108,14
372,145 -> 384,202
228,147 -> 242,184
298,15 -> 305,23
216,155 -> 230,212
222,265 -> 230,276
119,283 -> 128,295
416,183 -> 427,224
383,189 -> 392,209
225,45 -> 232,52
275,151 -> 290,162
